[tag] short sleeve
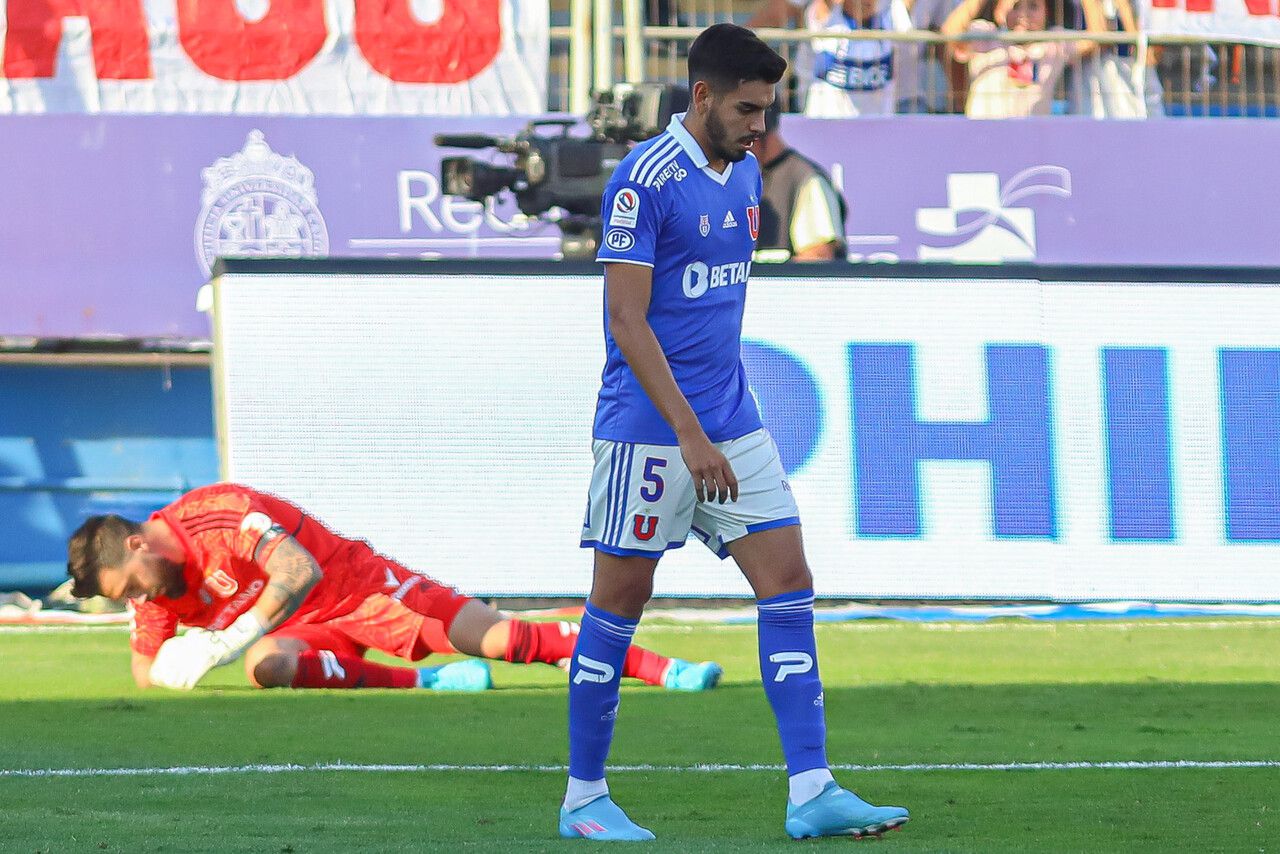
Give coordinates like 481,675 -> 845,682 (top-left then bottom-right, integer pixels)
130,600 -> 179,656
596,180 -> 662,268
231,504 -> 289,567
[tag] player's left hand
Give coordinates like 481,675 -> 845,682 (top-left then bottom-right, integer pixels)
148,613 -> 266,690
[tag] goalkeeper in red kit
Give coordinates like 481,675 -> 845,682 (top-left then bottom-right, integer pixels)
66,483 -> 721,693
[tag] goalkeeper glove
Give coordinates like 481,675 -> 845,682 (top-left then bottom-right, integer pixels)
149,612 -> 266,690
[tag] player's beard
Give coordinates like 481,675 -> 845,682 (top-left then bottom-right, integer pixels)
154,558 -> 187,599
706,108 -> 754,164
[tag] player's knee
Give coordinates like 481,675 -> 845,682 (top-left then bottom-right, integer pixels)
591,574 -> 652,616
782,563 -> 814,592
249,652 -> 297,688
758,561 -> 813,600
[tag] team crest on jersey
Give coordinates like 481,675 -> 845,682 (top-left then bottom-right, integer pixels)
699,214 -> 711,237
747,205 -> 760,240
205,568 -> 239,598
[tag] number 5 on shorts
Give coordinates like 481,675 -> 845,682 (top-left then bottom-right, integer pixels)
640,457 -> 667,502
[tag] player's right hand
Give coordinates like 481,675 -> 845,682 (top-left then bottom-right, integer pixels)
678,434 -> 739,504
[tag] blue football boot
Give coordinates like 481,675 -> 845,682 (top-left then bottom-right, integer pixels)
785,782 -> 909,839
417,659 -> 492,691
559,795 -> 656,841
661,659 -> 723,692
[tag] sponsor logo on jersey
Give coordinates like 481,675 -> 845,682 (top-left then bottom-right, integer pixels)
722,210 -> 737,229
609,188 -> 640,227
651,160 -> 687,189
681,260 -> 751,299
699,214 -> 711,237
604,229 -> 635,251
747,205 -> 760,240
210,579 -> 265,629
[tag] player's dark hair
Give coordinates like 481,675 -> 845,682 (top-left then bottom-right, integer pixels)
688,23 -> 787,93
67,514 -> 140,598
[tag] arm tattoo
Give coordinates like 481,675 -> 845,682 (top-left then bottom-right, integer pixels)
256,537 -> 322,630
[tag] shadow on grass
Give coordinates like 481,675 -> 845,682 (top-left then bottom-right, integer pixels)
3,682 -> 1277,774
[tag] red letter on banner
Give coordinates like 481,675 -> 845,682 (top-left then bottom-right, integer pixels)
4,0 -> 150,79
1243,0 -> 1275,15
1184,0 -> 1214,10
354,0 -> 502,83
176,0 -> 326,80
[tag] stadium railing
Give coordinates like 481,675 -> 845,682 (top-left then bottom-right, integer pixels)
547,0 -> 1279,117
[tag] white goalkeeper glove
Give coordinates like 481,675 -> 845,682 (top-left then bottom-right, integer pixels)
149,612 -> 266,690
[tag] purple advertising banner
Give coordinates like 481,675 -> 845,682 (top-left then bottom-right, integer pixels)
1,115 -> 1276,339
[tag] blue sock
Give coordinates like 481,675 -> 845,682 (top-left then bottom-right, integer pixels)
757,588 -> 828,776
568,602 -> 637,785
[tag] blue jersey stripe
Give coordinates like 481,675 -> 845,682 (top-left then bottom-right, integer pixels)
637,147 -> 681,188
628,135 -> 677,182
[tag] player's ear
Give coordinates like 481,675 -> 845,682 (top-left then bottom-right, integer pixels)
125,533 -> 146,554
691,79 -> 714,114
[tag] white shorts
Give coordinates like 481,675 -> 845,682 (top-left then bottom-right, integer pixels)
580,428 -> 800,559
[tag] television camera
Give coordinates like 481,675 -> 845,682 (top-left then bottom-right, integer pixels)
435,83 -> 688,259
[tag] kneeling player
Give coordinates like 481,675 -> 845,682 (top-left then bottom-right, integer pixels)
65,483 -> 720,693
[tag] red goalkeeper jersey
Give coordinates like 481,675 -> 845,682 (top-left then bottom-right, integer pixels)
130,483 -> 403,656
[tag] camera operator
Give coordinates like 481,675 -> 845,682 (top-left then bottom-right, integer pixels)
749,98 -> 849,262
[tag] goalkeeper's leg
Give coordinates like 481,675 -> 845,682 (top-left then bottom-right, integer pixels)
244,632 -> 488,691
245,632 -> 417,689
447,600 -> 714,688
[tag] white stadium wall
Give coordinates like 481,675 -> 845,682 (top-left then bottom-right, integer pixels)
211,261 -> 1280,600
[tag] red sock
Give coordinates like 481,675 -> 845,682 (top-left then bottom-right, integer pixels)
291,649 -> 418,689
503,620 -> 671,686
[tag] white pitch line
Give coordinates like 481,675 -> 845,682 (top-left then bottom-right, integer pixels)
3,759 -> 1278,780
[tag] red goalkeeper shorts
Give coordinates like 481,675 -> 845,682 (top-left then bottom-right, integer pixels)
273,559 -> 472,662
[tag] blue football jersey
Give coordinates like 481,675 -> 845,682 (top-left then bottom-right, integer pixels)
593,112 -> 765,445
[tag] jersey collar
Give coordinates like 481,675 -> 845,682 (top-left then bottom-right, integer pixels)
668,112 -> 734,187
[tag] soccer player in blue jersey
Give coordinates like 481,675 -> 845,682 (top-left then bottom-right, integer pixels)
558,22 -> 910,843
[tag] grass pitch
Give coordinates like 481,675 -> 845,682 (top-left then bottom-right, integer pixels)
2,617 -> 1278,852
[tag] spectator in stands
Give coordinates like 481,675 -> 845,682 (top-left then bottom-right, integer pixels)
1068,0 -> 1164,118
942,0 -> 1107,117
751,0 -> 911,116
750,99 -> 849,261
905,0 -> 969,112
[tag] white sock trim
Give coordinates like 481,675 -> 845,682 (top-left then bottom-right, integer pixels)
564,775 -> 610,812
788,767 -> 835,806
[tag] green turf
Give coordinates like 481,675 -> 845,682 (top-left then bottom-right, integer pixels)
2,619 -> 1278,852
